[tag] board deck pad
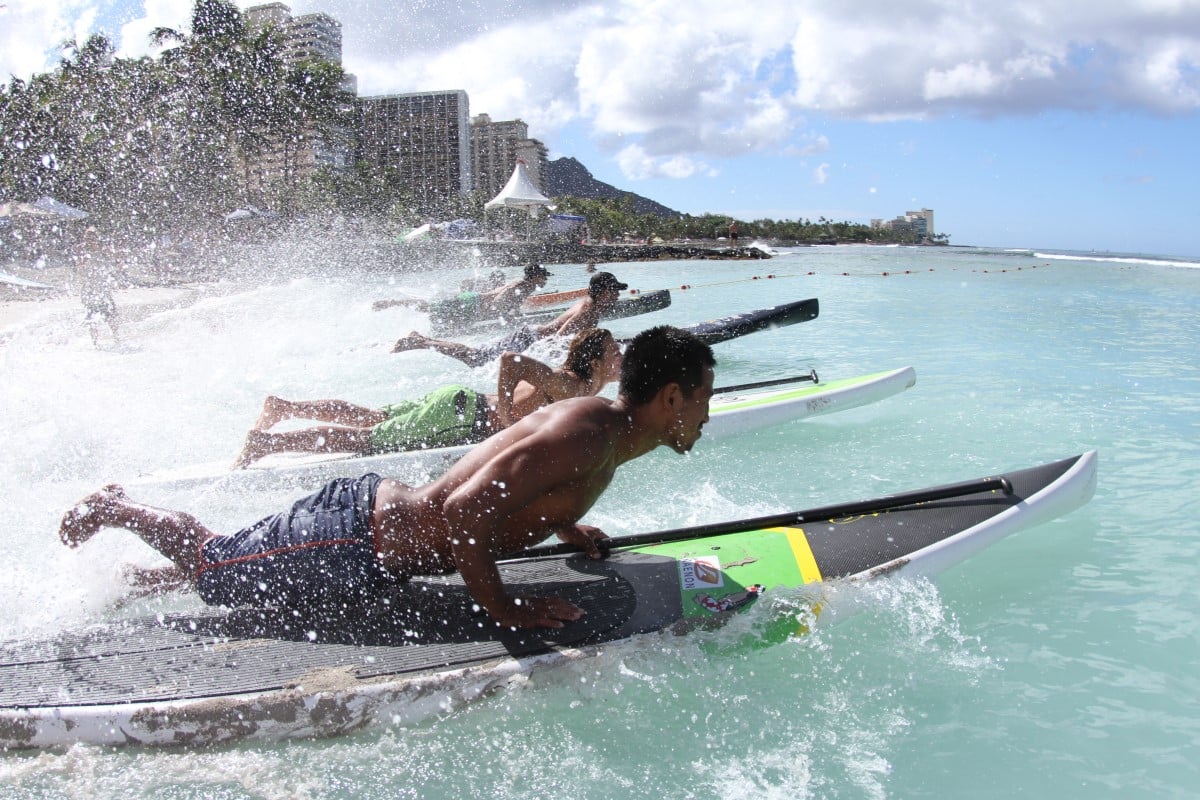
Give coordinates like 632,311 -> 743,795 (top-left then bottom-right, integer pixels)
435,290 -> 672,334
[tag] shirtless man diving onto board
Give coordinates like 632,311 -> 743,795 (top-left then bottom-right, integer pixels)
59,325 -> 716,630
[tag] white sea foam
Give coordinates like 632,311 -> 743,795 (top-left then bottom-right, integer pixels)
1032,251 -> 1200,269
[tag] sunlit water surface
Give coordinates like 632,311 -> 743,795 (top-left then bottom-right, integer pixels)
2,243 -> 1198,799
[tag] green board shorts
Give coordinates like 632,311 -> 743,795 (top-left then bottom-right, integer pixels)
368,385 -> 493,453
429,292 -> 479,325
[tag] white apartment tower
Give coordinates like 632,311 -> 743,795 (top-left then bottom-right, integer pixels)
238,2 -> 354,193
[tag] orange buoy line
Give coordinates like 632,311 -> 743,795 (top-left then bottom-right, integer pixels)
663,273 -> 796,292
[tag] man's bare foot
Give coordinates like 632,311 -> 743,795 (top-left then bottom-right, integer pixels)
391,331 -> 430,353
60,485 -> 125,547
253,395 -> 289,431
232,430 -> 270,469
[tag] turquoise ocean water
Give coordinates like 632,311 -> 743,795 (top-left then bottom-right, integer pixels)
1,243 -> 1197,798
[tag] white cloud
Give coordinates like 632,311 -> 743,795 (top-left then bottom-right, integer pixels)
616,143 -> 714,180
5,0 -> 1199,182
115,0 -> 193,60
784,133 -> 829,158
814,162 -> 829,184
0,0 -> 74,82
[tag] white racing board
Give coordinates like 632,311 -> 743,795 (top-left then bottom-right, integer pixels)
129,366 -> 916,493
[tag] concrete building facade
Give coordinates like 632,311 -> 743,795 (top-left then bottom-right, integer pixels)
356,90 -> 473,210
471,114 -> 549,200
872,208 -> 936,239
239,2 -> 354,195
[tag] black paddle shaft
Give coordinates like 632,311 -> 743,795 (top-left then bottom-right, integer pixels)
503,474 -> 1015,561
714,370 -> 818,394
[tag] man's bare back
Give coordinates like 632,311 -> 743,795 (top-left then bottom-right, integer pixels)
371,395 -> 628,581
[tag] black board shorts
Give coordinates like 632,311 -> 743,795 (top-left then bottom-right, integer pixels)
468,325 -> 537,366
196,474 -> 398,608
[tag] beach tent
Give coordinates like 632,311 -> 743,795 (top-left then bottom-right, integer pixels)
485,161 -> 552,217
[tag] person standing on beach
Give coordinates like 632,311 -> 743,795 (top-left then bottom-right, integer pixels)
59,325 -> 716,629
231,328 -> 622,468
391,271 -> 629,367
75,227 -> 120,347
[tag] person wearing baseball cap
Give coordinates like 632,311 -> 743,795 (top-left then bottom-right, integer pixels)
524,263 -> 553,281
588,271 -> 628,296
394,270 -> 632,368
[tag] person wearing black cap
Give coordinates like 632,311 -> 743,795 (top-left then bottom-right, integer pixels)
392,271 -> 629,368
483,264 -> 552,318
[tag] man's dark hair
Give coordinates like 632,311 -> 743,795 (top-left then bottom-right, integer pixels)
564,328 -> 614,382
619,326 -> 716,405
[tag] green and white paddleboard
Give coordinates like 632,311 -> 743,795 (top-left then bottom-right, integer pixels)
0,450 -> 1096,749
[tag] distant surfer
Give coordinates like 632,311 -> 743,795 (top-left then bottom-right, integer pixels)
231,328 -> 622,468
373,263 -> 552,321
391,271 -> 628,367
59,325 -> 715,630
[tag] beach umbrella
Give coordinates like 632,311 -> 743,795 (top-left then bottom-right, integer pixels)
223,205 -> 272,222
0,201 -> 58,219
401,223 -> 432,242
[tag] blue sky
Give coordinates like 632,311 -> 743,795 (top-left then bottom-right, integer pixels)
3,0 -> 1200,257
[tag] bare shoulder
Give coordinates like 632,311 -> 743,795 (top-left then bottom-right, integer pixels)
439,396 -> 621,490
506,395 -> 617,443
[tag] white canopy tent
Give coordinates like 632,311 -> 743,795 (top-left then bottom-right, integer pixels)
484,161 -> 552,217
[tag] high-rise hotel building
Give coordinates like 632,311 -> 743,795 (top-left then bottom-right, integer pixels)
242,3 -> 355,183
241,4 -> 548,213
356,91 -> 473,209
246,2 -> 343,67
470,114 -> 549,200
